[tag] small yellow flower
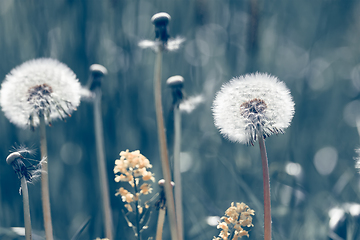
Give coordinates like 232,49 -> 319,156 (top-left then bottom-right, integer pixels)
140,183 -> 152,195
214,202 -> 255,239
142,171 -> 155,182
124,203 -> 133,212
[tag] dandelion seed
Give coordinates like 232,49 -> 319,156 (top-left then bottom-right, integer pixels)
0,58 -> 83,129
212,72 -> 295,145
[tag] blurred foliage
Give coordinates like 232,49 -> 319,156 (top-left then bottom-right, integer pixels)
0,0 -> 360,240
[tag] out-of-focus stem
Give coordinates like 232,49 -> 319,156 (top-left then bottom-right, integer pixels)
156,208 -> 166,240
258,135 -> 272,240
133,177 -> 141,240
40,115 -> 53,240
94,88 -> 114,240
21,176 -> 32,240
153,49 -> 178,240
173,106 -> 183,240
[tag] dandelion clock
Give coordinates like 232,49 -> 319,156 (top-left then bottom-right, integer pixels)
212,72 -> 295,240
0,58 -> 82,129
0,58 -> 84,240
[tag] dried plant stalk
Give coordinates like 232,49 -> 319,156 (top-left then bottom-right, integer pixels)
94,88 -> 114,240
21,176 -> 32,240
40,115 -> 53,240
173,106 -> 183,240
153,50 -> 178,240
259,135 -> 271,240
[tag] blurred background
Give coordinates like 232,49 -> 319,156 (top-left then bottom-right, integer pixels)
0,0 -> 360,239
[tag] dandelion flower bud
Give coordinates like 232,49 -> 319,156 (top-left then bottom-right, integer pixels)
89,64 -> 108,91
167,75 -> 184,88
6,152 -> 32,182
0,58 -> 83,129
151,12 -> 171,43
212,72 -> 295,145
167,75 -> 185,106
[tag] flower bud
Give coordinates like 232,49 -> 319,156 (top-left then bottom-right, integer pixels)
151,12 -> 171,43
89,64 -> 108,90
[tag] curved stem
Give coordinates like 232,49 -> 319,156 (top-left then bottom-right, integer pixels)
153,50 -> 178,240
21,176 -> 32,240
94,89 -> 114,240
258,135 -> 272,240
40,115 -> 53,240
173,106 -> 183,240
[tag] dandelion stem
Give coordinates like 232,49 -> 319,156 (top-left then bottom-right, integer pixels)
173,106 -> 184,240
153,49 -> 178,240
40,115 -> 53,240
21,176 -> 32,240
156,208 -> 166,240
93,88 -> 114,240
258,135 -> 272,240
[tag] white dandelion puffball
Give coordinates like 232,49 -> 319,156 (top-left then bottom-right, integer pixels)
0,58 -> 82,128
212,73 -> 295,145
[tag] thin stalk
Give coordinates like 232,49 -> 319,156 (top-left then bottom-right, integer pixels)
94,88 -> 114,240
153,49 -> 178,240
258,135 -> 272,240
133,177 -> 141,240
40,115 -> 53,240
173,106 -> 183,240
155,208 -> 166,240
21,176 -> 32,240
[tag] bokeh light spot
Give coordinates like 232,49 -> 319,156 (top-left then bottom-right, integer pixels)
285,162 -> 302,176
313,146 -> 338,175
206,216 -> 220,226
60,142 -> 82,165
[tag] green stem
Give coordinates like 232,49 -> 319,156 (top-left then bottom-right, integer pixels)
258,135 -> 272,240
153,49 -> 178,240
40,115 -> 53,240
173,106 -> 183,240
21,176 -> 32,240
94,89 -> 114,240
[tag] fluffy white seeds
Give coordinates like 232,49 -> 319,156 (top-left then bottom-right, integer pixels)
0,58 -> 82,128
212,73 -> 295,145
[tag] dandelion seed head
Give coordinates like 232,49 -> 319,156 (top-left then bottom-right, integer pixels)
355,148 -> 360,172
212,72 -> 295,145
0,58 -> 83,129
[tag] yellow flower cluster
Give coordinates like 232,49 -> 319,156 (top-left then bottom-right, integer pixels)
214,202 -> 255,240
114,149 -> 154,212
